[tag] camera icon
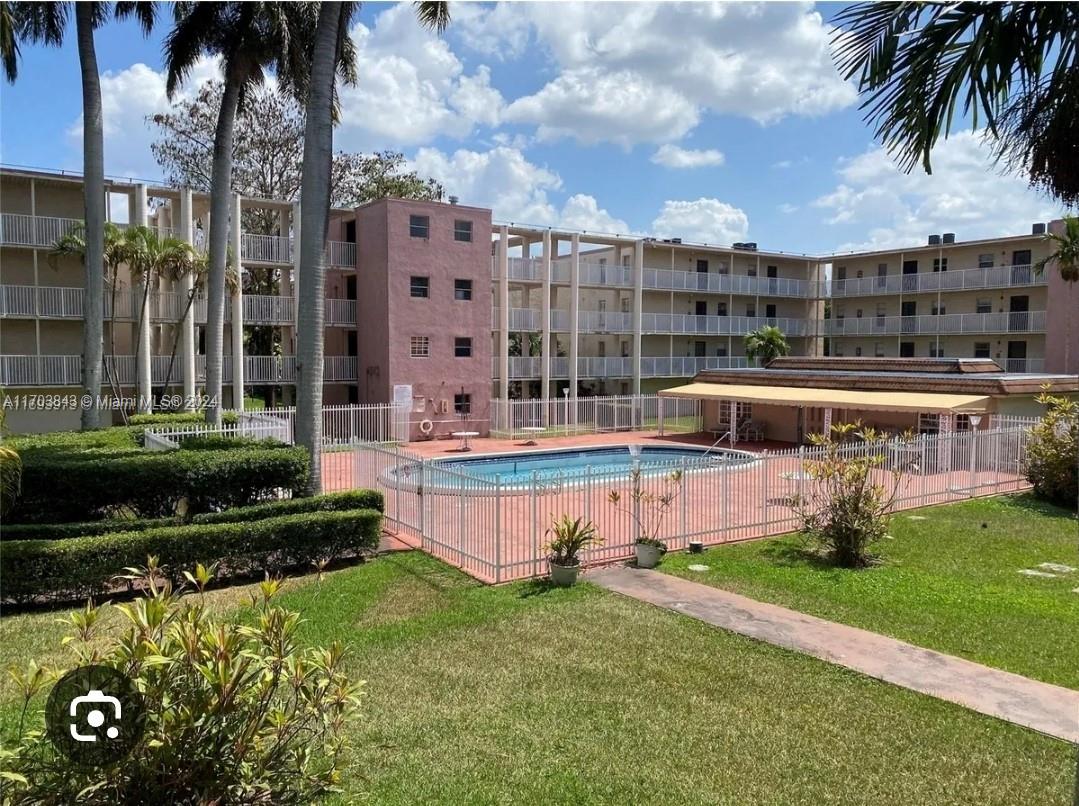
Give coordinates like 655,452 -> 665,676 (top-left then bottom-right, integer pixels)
69,689 -> 123,743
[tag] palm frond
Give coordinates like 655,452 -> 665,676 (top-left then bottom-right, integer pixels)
414,1 -> 450,35
0,1 -> 21,82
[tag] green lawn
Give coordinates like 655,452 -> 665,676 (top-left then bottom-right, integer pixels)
1,551 -> 1074,804
663,495 -> 1079,689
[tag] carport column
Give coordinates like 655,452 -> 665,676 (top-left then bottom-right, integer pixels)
540,230 -> 552,414
230,193 -> 245,410
729,399 -> 738,446
568,233 -> 580,424
498,226 -> 511,406
823,406 -> 832,435
179,188 -> 197,408
135,183 -> 152,413
938,412 -> 954,472
632,239 -> 644,395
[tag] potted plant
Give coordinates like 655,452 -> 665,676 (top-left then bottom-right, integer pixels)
609,467 -> 683,569
545,515 -> 602,587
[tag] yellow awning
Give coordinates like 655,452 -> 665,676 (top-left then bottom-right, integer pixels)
658,383 -> 990,413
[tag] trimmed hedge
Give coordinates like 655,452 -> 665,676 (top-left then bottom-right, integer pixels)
12,447 -> 309,523
3,490 -> 385,541
128,411 -> 240,427
1,508 -> 383,605
10,427 -> 141,456
176,434 -> 287,451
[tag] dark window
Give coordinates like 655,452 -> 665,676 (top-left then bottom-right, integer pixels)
410,276 -> 429,298
747,266 -> 757,277
344,220 -> 356,243
899,341 -> 915,357
347,385 -> 359,404
695,301 -> 707,316
694,341 -> 707,357
409,215 -> 430,238
933,257 -> 948,272
766,265 -> 778,278
454,393 -> 472,415
454,220 -> 473,242
746,304 -> 756,317
765,304 -> 777,319
717,301 -> 727,316
976,299 -> 991,314
346,275 -> 357,300
346,331 -> 357,357
973,342 -> 991,358
454,337 -> 473,357
696,259 -> 708,273
454,279 -> 473,300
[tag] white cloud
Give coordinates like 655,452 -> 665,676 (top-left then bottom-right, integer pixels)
559,194 -> 630,234
504,68 -> 698,147
68,56 -> 220,180
651,198 -> 749,245
410,145 -> 561,224
481,1 -> 855,145
813,132 -> 1057,251
651,144 -> 725,169
778,203 -> 799,214
337,4 -> 504,148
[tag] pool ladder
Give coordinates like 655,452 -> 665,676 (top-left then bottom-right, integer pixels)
701,431 -> 733,459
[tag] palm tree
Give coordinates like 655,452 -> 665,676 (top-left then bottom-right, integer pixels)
294,1 -> 448,493
50,222 -> 136,406
124,226 -> 201,411
744,325 -> 790,367
164,2 -> 315,425
832,4 -> 1079,205
10,2 -> 155,429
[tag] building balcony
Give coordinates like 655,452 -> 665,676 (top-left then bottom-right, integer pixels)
0,285 -> 357,326
493,354 -> 750,380
492,307 -> 811,337
0,213 -> 357,267
829,264 -> 1045,298
824,310 -> 1046,336
0,353 -> 358,387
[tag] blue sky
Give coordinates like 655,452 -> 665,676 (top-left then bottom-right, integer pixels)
0,1 -> 1060,254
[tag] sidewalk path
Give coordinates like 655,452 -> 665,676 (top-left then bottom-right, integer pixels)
590,566 -> 1079,743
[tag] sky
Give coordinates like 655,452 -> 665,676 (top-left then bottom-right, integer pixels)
0,1 -> 1063,255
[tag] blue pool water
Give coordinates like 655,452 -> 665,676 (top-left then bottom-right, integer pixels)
433,445 -> 754,484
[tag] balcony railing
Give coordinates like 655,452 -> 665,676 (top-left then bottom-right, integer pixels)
494,355 -> 751,380
490,308 -> 810,337
829,264 -> 1045,297
825,310 -> 1046,336
643,268 -> 815,298
0,213 -> 83,248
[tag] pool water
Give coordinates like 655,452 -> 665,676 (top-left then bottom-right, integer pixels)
433,445 -> 754,484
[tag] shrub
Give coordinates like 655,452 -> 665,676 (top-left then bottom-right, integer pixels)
1,508 -> 382,604
176,433 -> 286,451
545,515 -> 602,567
608,466 -> 683,550
3,490 -> 386,541
9,426 -> 141,456
1,566 -> 362,802
1026,393 -> 1079,509
793,423 -> 911,568
128,410 -> 239,426
12,447 -> 309,523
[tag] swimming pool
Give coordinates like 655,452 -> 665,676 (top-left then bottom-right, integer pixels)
398,444 -> 757,491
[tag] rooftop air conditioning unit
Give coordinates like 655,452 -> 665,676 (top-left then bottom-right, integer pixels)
448,195 -> 459,205
671,237 -> 682,244
928,234 -> 942,245
1032,222 -> 1047,235
733,242 -> 758,251
942,233 -> 955,244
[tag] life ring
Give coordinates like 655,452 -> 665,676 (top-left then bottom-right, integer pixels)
418,419 -> 434,435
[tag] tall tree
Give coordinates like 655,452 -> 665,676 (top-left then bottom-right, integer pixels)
165,2 -> 315,425
11,3 -> 155,429
294,0 -> 449,492
832,3 -> 1079,205
744,325 -> 791,367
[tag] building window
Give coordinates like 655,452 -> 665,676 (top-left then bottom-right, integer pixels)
454,393 -> 472,415
747,265 -> 757,277
855,346 -> 863,356
454,337 -> 473,357
976,298 -> 991,314
622,254 -> 631,267
855,308 -> 863,318
717,262 -> 729,275
874,342 -> 885,357
978,253 -> 994,268
717,301 -> 727,316
932,303 -> 946,315
746,304 -> 756,317
876,303 -> 886,319
410,336 -> 429,357
621,298 -> 630,313
454,220 -> 472,242
973,342 -> 991,358
410,276 -> 429,298
454,279 -> 473,300
696,259 -> 708,273
409,215 -> 430,238
918,413 -> 940,434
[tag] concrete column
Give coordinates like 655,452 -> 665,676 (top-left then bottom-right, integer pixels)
230,193 -> 244,410
823,406 -> 832,435
632,239 -> 644,395
179,189 -> 197,408
135,184 -> 152,412
569,233 -> 580,409
938,412 -> 954,472
498,226 -> 510,402
540,230 -> 552,407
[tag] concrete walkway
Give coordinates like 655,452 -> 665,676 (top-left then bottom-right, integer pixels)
590,566 -> 1079,743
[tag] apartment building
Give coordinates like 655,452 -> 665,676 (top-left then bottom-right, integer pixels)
1,166 -> 1076,433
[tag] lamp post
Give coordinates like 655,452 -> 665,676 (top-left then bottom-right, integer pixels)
967,413 -> 983,496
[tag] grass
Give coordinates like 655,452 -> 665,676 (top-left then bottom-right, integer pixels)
1,550 -> 1074,804
663,494 -> 1079,689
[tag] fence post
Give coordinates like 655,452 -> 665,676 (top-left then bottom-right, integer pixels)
494,475 -> 502,583
393,443 -> 401,525
419,458 -> 427,548
679,456 -> 687,546
530,470 -> 539,578
351,444 -> 360,493
760,449 -> 770,522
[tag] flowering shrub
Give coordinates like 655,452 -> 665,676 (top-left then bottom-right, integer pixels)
1026,392 -> 1079,509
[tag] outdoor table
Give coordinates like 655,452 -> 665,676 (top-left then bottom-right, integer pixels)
520,426 -> 546,446
452,431 -> 479,452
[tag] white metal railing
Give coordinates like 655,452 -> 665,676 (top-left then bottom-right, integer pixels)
1002,358 -> 1046,373
491,394 -> 703,439
643,268 -> 816,298
244,294 -> 293,324
351,421 -> 1035,583
240,233 -> 292,264
0,354 -> 82,386
324,298 -> 357,326
826,310 -> 1046,336
328,240 -> 357,267
230,403 -> 409,446
0,212 -> 83,248
495,355 -> 749,380
579,261 -> 633,287
829,264 -> 1045,297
